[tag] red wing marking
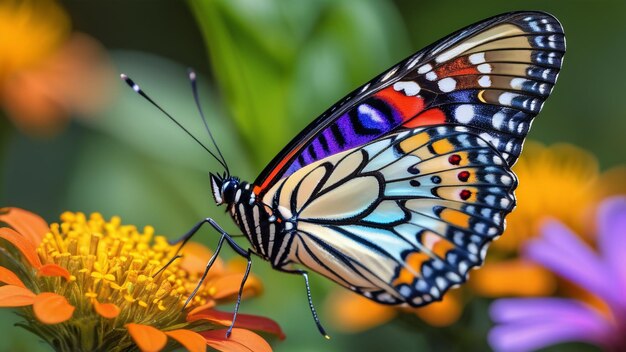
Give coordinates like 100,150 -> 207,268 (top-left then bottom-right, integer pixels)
374,86 -> 425,121
403,108 -> 447,128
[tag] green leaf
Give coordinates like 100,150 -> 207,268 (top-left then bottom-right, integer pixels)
189,0 -> 410,169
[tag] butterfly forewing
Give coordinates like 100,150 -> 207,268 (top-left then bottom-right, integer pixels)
254,11 -> 564,195
262,125 -> 517,306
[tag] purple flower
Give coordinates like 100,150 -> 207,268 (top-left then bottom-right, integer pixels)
488,197 -> 626,352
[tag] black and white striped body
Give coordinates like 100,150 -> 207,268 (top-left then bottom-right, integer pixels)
211,175 -> 294,268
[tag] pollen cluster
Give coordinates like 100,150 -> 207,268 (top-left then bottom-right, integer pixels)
37,211 -> 208,325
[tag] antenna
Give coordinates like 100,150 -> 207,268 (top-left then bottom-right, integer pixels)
188,69 -> 230,176
120,73 -> 228,171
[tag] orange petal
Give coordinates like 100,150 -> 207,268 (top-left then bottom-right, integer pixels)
187,309 -> 285,340
325,290 -> 396,333
0,266 -> 27,288
179,242 -> 224,275
0,285 -> 36,306
94,301 -> 120,319
225,258 -> 249,273
469,259 -> 556,297
208,274 -> 263,300
165,329 -> 207,352
33,292 -> 74,324
0,227 -> 42,268
414,291 -> 462,327
0,207 -> 49,246
1,68 -> 68,135
126,323 -> 168,352
201,328 -> 271,352
187,300 -> 216,317
37,263 -> 71,281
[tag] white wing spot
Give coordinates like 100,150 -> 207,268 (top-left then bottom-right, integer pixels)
478,75 -> 491,87
510,78 -> 527,90
393,81 -> 421,96
418,64 -> 432,74
498,92 -> 516,105
435,277 -> 447,290
479,132 -> 495,145
492,112 -> 505,129
425,71 -> 438,81
438,77 -> 457,92
455,105 -> 474,124
468,52 -> 486,64
459,261 -> 469,275
358,104 -> 385,123
477,64 -> 492,73
430,286 -> 441,299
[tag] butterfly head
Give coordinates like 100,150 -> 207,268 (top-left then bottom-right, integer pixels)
210,172 -> 240,206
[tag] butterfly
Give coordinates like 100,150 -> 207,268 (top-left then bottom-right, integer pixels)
122,11 -> 565,337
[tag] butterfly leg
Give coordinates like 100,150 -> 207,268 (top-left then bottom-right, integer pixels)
183,233 -> 226,309
154,218 -> 217,277
157,217 -> 249,277
226,250 -> 252,338
276,268 -> 330,339
178,218 -> 253,338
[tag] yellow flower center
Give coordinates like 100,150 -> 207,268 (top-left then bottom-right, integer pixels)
495,142 -> 600,252
36,211 -> 211,326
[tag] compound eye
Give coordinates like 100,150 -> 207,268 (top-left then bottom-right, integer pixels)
222,183 -> 237,203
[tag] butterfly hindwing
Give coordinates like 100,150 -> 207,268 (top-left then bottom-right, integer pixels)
254,11 -> 564,195
262,126 -> 516,306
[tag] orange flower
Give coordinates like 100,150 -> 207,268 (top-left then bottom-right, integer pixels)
0,0 -> 113,136
326,288 -> 463,333
0,208 -> 284,351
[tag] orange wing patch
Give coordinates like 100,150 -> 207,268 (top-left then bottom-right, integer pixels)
393,251 -> 430,286
422,231 -> 456,259
439,209 -> 471,229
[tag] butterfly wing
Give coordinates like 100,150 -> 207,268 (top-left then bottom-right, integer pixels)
254,11 -> 564,195
263,126 -> 516,305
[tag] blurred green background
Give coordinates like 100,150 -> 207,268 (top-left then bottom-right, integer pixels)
1,0 -> 624,351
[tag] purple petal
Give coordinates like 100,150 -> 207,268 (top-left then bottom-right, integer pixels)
489,298 -> 613,352
597,197 -> 626,305
524,220 -> 616,304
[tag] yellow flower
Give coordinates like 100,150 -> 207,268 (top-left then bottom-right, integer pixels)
0,208 -> 284,352
0,0 -> 113,136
